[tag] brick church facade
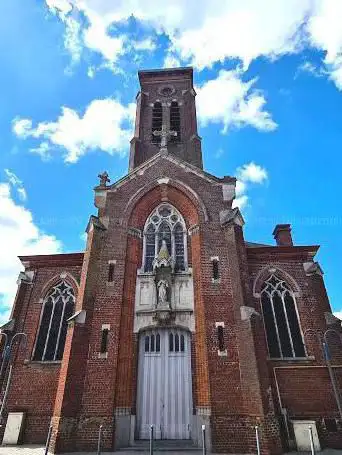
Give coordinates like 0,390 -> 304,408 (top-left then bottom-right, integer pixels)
2,67 -> 342,453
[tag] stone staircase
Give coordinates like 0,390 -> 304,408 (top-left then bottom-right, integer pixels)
119,439 -> 201,452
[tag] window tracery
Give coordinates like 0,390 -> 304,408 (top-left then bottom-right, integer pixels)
143,204 -> 187,272
33,280 -> 75,361
261,274 -> 305,358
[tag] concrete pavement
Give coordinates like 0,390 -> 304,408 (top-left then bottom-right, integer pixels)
0,447 -> 340,455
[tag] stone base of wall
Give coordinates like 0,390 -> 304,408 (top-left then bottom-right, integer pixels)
211,414 -> 282,455
7,412 -> 341,453
114,408 -> 135,449
48,415 -> 115,453
23,414 -> 51,445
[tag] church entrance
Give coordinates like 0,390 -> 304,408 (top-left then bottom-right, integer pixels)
136,328 -> 192,440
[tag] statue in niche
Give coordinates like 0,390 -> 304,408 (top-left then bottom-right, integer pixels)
153,239 -> 173,270
157,279 -> 169,306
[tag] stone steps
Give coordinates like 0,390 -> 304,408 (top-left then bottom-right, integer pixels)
119,439 -> 201,452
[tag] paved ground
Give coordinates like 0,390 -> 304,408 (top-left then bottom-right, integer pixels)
0,447 -> 341,455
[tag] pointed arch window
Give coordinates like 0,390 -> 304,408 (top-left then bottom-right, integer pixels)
144,332 -> 161,353
152,102 -> 163,144
33,280 -> 75,361
170,101 -> 181,142
261,275 -> 306,359
143,203 -> 187,272
169,332 -> 185,353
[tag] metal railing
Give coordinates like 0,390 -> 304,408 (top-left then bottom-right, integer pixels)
201,424 -> 206,455
308,426 -> 315,455
255,425 -> 260,455
0,332 -> 27,423
97,424 -> 103,455
44,423 -> 53,455
92,420 -> 319,454
150,425 -> 154,455
254,423 -> 318,454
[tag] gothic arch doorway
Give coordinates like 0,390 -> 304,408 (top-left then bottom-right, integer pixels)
136,328 -> 193,440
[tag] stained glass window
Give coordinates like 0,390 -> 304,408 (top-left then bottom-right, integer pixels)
143,204 -> 186,272
33,281 -> 75,361
261,275 -> 305,358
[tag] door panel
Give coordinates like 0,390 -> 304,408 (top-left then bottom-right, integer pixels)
136,329 -> 192,440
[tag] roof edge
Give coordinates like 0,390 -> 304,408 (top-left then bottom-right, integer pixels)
138,66 -> 193,80
19,252 -> 84,267
247,244 -> 320,257
106,152 -> 235,192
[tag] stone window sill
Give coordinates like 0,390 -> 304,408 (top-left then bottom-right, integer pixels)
211,278 -> 221,284
268,356 -> 315,362
24,360 -> 62,366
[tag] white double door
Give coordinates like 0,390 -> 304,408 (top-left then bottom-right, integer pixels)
137,328 -> 192,440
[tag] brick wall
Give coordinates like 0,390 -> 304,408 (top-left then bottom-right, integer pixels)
5,153 -> 341,453
4,255 -> 82,444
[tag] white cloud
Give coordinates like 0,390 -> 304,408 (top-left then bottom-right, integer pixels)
296,61 -> 327,79
0,182 -> 61,325
46,0 -> 73,17
233,194 -> 249,210
64,16 -> 82,66
214,148 -> 224,159
30,142 -> 51,161
235,179 -> 247,196
13,98 -> 135,163
307,0 -> 342,90
172,1 -> 310,70
83,19 -> 125,64
4,169 -> 27,201
59,0 -> 310,70
12,118 -> 33,139
233,162 -> 268,210
196,69 -> 277,133
164,53 -> 181,69
333,311 -> 342,321
132,38 -> 156,51
236,162 -> 268,184
87,66 -> 96,78
44,1 -> 342,91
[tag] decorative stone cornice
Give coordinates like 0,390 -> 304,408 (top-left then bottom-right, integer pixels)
16,270 -> 35,285
325,312 -> 341,326
240,306 -> 260,321
219,207 -> 245,227
188,224 -> 199,236
127,227 -> 142,239
0,318 -> 15,332
67,310 -> 86,326
303,261 -> 324,276
86,215 -> 107,233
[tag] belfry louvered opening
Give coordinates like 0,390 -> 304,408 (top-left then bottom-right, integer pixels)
152,102 -> 163,144
170,101 -> 181,142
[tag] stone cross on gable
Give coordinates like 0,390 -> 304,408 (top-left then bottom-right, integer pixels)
98,171 -> 110,187
153,124 -> 177,153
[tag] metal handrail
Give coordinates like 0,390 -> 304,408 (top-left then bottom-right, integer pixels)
97,424 -> 103,455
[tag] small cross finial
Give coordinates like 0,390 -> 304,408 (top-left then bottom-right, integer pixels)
153,124 -> 177,153
98,171 -> 110,187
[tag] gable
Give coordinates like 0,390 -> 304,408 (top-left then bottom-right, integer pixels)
94,153 -> 236,226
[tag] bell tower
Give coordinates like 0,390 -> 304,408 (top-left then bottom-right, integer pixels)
129,67 -> 203,171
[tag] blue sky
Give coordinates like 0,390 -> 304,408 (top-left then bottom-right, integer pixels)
1,0 -> 342,322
